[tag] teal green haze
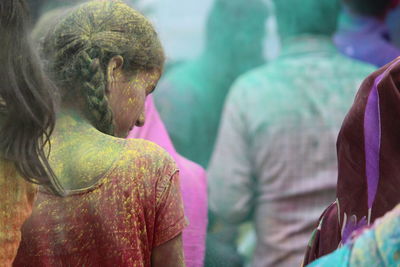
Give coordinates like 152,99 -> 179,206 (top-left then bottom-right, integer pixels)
154,0 -> 268,168
207,0 -> 377,266
273,0 -> 340,42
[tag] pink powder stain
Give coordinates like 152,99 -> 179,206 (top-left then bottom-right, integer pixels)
128,95 -> 208,267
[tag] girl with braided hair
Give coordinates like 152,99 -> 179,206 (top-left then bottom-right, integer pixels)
13,1 -> 187,266
0,0 -> 62,265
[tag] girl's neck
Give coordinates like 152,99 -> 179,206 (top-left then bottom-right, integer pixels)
54,108 -> 100,141
50,108 -> 123,193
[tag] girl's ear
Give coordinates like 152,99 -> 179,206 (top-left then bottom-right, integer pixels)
106,55 -> 124,95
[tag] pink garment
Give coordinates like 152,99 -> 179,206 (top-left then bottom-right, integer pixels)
128,95 -> 208,267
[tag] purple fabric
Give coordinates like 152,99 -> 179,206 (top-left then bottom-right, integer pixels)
363,57 -> 400,211
303,57 -> 400,265
334,9 -> 400,67
364,74 -> 382,209
342,216 -> 367,244
128,96 -> 208,267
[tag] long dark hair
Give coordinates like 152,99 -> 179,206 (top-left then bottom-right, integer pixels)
0,0 -> 64,195
27,0 -> 48,24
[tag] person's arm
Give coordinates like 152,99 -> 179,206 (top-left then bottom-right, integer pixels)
208,81 -> 254,224
152,168 -> 187,266
152,234 -> 185,267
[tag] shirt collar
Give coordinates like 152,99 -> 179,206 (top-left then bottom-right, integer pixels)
279,35 -> 337,58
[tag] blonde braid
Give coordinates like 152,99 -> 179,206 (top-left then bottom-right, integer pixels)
75,49 -> 114,135
41,1 -> 164,135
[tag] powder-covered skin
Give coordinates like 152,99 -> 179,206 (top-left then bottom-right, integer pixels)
13,112 -> 187,266
108,69 -> 161,138
154,0 -> 268,168
42,0 -> 164,136
0,166 -> 37,267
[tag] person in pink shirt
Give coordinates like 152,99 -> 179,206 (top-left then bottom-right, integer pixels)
128,95 -> 208,267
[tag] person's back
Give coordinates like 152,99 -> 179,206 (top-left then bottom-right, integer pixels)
334,0 -> 400,67
208,0 -> 377,266
14,113 -> 186,266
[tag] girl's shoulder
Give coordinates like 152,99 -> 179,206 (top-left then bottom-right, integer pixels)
49,130 -> 177,192
122,138 -> 175,162
100,138 -> 180,208
115,138 -> 178,180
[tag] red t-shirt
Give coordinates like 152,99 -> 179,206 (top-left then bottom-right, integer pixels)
13,139 -> 187,267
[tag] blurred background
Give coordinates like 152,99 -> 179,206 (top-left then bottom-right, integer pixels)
25,0 -> 400,266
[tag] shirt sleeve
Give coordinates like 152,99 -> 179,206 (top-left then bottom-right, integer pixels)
153,170 -> 188,247
208,80 -> 254,224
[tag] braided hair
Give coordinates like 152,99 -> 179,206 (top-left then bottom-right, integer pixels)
42,0 -> 164,135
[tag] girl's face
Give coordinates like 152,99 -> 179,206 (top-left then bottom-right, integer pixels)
106,57 -> 161,138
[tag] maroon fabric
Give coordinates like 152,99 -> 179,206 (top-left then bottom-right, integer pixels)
303,202 -> 341,265
303,58 -> 400,265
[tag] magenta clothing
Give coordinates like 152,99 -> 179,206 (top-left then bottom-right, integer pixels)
128,95 -> 208,267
